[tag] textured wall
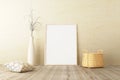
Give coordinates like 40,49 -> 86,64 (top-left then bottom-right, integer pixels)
0,0 -> 120,65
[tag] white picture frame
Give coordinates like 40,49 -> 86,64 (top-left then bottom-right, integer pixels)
45,24 -> 77,65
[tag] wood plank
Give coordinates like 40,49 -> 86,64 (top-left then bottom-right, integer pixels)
0,65 -> 120,80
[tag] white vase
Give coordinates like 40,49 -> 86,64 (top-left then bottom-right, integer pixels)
27,36 -> 36,65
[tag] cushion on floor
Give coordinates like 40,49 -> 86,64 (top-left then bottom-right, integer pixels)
4,61 -> 34,73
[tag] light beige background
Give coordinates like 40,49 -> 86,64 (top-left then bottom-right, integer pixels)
0,0 -> 120,65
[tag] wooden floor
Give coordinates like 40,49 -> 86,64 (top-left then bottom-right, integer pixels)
0,65 -> 120,80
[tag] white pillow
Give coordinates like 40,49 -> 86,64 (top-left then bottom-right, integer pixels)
4,61 -> 34,73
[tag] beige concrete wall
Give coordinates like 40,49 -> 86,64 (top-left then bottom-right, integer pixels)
0,0 -> 30,63
0,0 -> 120,65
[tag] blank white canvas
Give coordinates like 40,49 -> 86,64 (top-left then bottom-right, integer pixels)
45,24 -> 77,65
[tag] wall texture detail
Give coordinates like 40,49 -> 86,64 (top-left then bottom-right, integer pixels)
0,0 -> 120,65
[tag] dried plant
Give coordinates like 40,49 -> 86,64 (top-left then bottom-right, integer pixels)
29,10 -> 41,37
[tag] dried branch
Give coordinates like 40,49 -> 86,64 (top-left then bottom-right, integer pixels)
29,10 -> 41,36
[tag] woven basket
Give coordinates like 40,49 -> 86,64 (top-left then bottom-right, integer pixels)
82,50 -> 104,68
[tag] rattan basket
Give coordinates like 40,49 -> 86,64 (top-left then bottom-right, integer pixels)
82,50 -> 104,68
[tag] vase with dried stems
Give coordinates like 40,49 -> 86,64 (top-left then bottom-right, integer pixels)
27,10 -> 41,66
